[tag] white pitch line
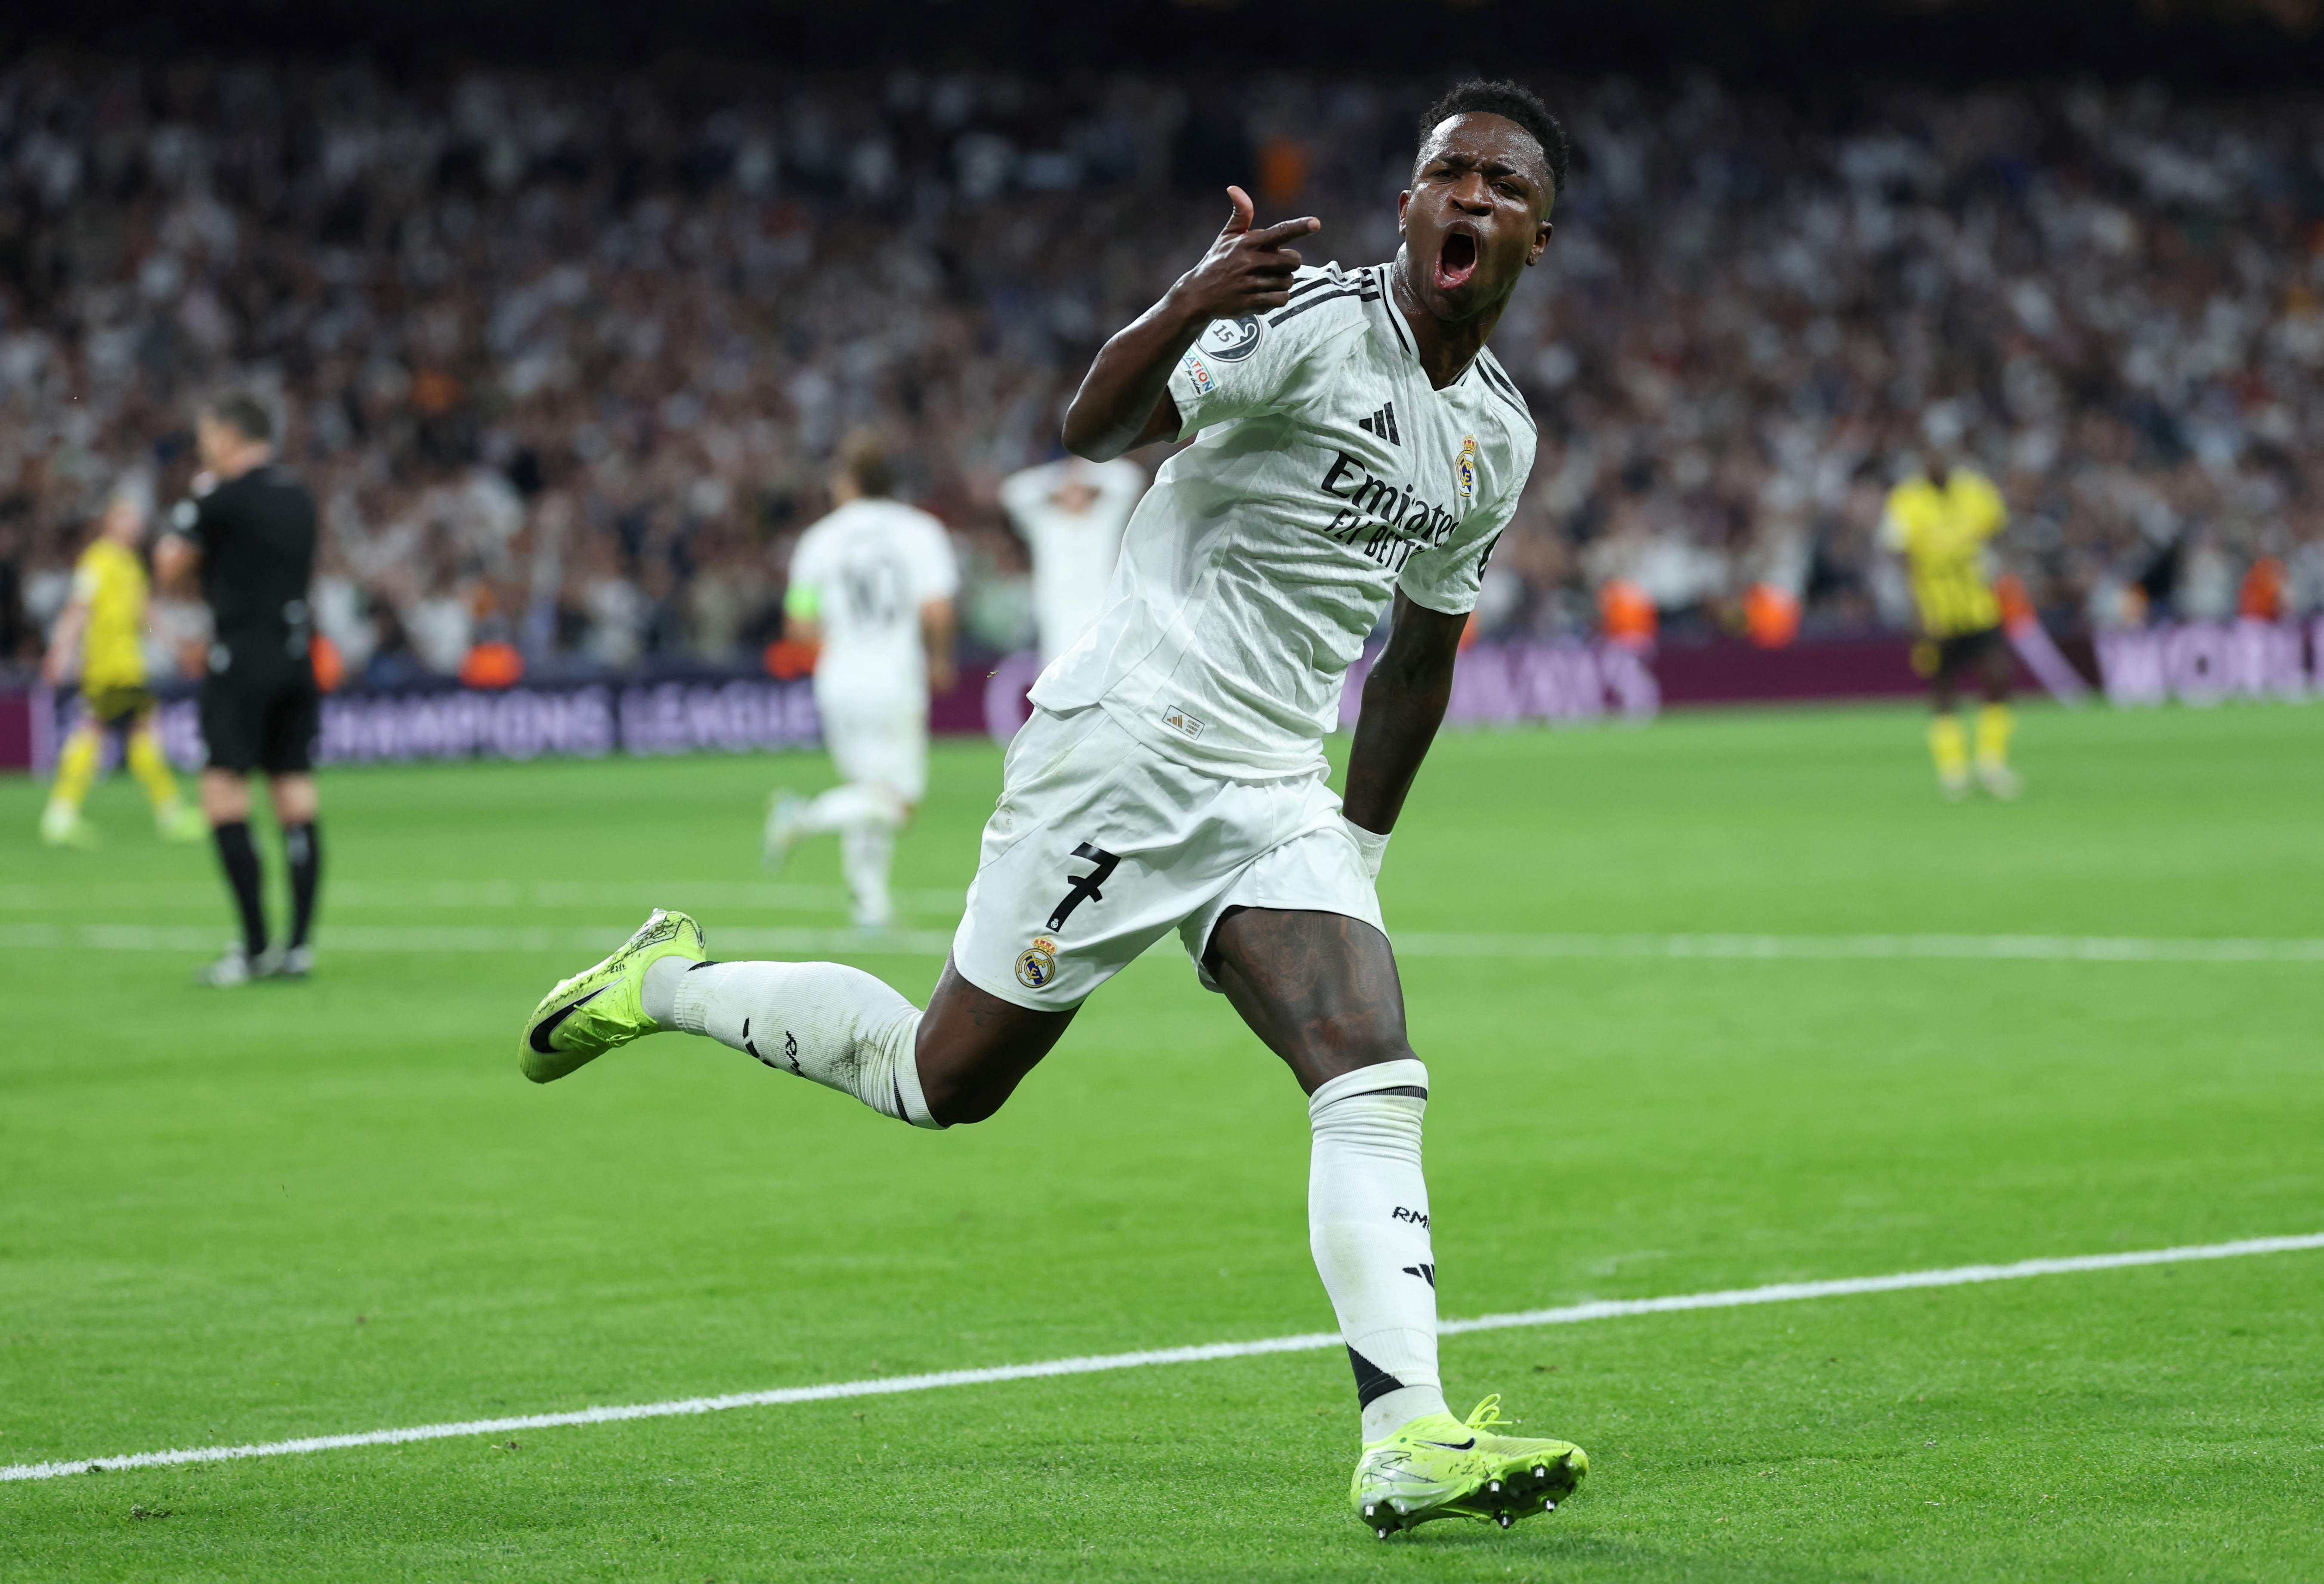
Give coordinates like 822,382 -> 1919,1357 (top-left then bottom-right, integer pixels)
0,923 -> 957,957
4,1231 -> 2318,1485
4,922 -> 2324,964
1394,931 -> 2324,964
0,881 -> 970,914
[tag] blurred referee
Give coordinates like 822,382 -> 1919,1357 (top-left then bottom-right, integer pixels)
155,394 -> 324,986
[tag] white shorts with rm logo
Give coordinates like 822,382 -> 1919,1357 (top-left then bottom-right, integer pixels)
950,705 -> 1384,1010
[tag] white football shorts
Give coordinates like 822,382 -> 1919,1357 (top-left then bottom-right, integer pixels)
815,678 -> 930,804
951,705 -> 1384,1010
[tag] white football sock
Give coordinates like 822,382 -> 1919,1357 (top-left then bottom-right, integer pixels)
1307,1059 -> 1451,1443
641,956 -> 938,1128
794,783 -> 905,835
840,821 -> 896,925
790,783 -> 905,925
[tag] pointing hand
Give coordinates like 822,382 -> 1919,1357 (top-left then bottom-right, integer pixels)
1169,185 -> 1321,320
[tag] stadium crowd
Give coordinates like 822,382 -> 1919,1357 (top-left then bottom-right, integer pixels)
2,58 -> 2321,683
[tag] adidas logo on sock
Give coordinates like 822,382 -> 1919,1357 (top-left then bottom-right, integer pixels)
1357,401 -> 1401,446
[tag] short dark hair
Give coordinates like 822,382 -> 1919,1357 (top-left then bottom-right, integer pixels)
837,428 -> 895,498
205,391 -> 273,444
1417,79 -> 1569,204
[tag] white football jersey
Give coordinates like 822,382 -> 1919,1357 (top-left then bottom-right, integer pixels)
999,456 -> 1147,661
1031,261 -> 1536,779
788,498 -> 960,701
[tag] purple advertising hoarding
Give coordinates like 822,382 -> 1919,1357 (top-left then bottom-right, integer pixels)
4,622 -> 2311,774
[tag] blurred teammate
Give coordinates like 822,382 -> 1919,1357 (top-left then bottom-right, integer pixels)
1882,431 -> 2018,799
156,394 -> 324,984
522,82 -> 1586,1536
762,431 -> 959,929
998,452 -> 1145,661
38,481 -> 207,848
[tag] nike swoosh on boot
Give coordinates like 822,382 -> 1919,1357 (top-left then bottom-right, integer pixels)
530,985 -> 610,1054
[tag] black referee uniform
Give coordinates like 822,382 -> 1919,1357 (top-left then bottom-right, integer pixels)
175,464 -> 320,777
171,462 -> 322,970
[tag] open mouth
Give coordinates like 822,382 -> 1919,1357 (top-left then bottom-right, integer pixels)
1434,228 -> 1479,293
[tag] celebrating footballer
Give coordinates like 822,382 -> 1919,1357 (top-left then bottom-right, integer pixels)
518,78 -> 1579,1539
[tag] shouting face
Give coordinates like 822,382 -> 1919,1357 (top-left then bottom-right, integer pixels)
1397,111 -> 1554,325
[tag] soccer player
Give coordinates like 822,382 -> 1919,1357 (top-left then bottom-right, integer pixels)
155,394 -> 325,985
523,81 -> 1585,1536
762,431 -> 959,930
998,451 -> 1146,661
1882,433 -> 2019,799
38,480 -> 207,847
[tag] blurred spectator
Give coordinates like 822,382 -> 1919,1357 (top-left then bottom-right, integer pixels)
1,59 -> 2319,685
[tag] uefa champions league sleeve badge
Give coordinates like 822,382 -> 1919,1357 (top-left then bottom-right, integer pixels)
1198,315 -> 1263,361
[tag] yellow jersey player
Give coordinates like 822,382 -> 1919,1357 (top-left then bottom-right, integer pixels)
39,482 -> 207,846
1881,442 -> 2019,800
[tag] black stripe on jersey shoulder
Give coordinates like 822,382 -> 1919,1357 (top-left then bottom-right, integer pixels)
1473,354 -> 1536,430
1480,382 -> 1536,432
1372,268 -> 1417,357
1472,350 -> 1522,402
1267,285 -> 1380,327
1285,266 -> 1353,302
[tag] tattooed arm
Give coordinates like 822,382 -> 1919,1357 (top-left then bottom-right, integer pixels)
1341,593 -> 1465,835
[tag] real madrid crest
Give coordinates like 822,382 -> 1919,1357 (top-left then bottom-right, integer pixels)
1015,936 -> 1060,990
1456,434 -> 1478,503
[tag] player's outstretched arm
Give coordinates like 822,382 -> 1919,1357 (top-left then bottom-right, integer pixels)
1341,594 -> 1467,836
1061,185 -> 1318,462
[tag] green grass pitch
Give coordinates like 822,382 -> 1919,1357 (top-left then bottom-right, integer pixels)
3,701 -> 2321,1581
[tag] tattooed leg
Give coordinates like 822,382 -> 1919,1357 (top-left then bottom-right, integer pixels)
1205,906 -> 1417,1093
912,959 -> 1079,1125
1208,906 -> 1448,1435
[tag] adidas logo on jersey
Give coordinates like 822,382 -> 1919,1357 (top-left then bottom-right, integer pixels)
1160,703 -> 1208,741
1357,401 -> 1401,446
